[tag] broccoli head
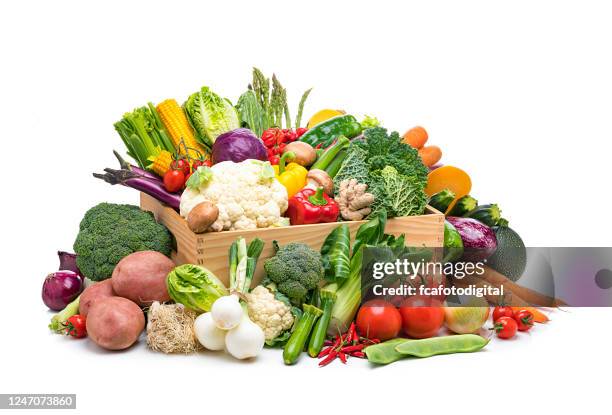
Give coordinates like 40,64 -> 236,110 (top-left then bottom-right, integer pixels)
263,242 -> 324,306
73,203 -> 173,281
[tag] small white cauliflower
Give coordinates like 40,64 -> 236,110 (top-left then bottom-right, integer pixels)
180,160 -> 288,231
246,285 -> 294,341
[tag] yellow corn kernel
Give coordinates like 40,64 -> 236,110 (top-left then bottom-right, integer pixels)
156,99 -> 209,160
148,150 -> 173,177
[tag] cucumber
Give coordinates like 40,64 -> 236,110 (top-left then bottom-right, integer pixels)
487,226 -> 526,282
448,195 -> 478,217
428,189 -> 455,213
466,204 -> 502,227
443,220 -> 464,262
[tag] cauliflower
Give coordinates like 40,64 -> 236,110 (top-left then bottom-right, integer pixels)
246,285 -> 294,342
180,160 -> 288,231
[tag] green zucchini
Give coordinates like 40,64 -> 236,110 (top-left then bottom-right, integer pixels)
324,148 -> 348,178
428,189 -> 455,213
487,226 -> 526,282
448,195 -> 478,217
466,204 -> 502,227
299,115 -> 362,148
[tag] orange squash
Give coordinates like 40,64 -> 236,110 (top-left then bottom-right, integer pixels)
425,166 -> 472,213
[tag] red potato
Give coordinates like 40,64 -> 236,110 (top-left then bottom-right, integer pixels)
111,251 -> 175,306
79,279 -> 115,317
86,297 -> 145,350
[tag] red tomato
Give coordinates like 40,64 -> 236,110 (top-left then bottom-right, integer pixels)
398,296 -> 445,339
163,169 -> 186,193
296,127 -> 308,138
356,300 -> 402,341
171,158 -> 190,176
64,315 -> 87,338
192,159 -> 211,170
492,306 -> 514,322
513,309 -> 534,332
494,316 -> 517,339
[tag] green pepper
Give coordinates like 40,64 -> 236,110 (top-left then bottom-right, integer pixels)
283,304 -> 323,365
299,115 -> 362,148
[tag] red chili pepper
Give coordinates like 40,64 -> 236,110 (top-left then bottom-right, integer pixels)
269,155 -> 280,165
341,344 -> 365,353
318,346 -> 332,358
286,187 -> 340,225
351,351 -> 366,359
349,322 -> 358,345
319,350 -> 338,367
338,352 -> 347,364
296,127 -> 308,138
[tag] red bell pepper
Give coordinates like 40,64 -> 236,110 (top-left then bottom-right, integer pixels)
286,187 -> 339,225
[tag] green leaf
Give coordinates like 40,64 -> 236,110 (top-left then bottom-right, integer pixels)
186,166 -> 213,190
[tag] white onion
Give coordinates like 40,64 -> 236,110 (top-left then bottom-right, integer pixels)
225,313 -> 265,360
194,312 -> 226,351
211,294 -> 243,330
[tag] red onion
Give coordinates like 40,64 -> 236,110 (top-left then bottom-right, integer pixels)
42,271 -> 83,311
57,251 -> 81,277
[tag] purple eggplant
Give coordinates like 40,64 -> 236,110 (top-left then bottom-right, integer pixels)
93,168 -> 180,210
446,216 -> 497,262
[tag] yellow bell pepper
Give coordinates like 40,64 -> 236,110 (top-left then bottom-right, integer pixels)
273,152 -> 308,198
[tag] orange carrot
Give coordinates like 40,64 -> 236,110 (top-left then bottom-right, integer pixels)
403,126 -> 428,149
511,307 -> 549,323
419,145 -> 442,167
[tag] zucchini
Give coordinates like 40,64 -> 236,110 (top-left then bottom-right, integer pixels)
487,226 -> 526,282
448,195 -> 478,217
428,189 -> 455,213
466,204 -> 502,227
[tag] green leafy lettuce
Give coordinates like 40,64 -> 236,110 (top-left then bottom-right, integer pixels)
184,86 -> 240,149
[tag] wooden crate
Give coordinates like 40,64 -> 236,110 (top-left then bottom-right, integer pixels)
140,193 -> 445,286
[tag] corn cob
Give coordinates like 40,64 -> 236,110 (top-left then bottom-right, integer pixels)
156,99 -> 209,160
147,150 -> 174,177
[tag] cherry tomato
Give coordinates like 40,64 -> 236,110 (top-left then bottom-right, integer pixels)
163,169 -> 186,193
493,316 -> 517,339
296,127 -> 308,138
492,306 -> 515,322
513,309 -> 534,332
64,315 -> 87,338
192,159 -> 211,170
171,158 -> 190,176
398,296 -> 445,339
356,300 -> 402,341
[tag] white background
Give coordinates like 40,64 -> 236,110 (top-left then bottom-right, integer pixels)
1,0 -> 611,414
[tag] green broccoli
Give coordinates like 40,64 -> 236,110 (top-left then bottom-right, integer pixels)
263,242 -> 324,306
73,203 -> 173,281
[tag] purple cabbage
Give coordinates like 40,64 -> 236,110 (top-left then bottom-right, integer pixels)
212,128 -> 267,164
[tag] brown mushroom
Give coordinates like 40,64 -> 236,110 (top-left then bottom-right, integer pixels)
305,169 -> 334,196
282,141 -> 317,167
187,202 -> 219,233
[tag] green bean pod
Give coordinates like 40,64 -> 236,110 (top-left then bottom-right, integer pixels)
394,334 -> 489,358
283,304 -> 323,365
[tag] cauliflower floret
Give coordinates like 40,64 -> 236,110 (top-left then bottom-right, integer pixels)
246,285 -> 294,341
180,160 -> 288,231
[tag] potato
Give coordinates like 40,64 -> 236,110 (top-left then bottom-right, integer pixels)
79,279 -> 115,317
111,251 -> 174,306
86,297 -> 145,350
187,202 -> 219,233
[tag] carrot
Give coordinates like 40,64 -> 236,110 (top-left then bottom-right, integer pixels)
511,306 -> 549,323
419,145 -> 442,167
481,266 -> 567,307
403,126 -> 428,149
